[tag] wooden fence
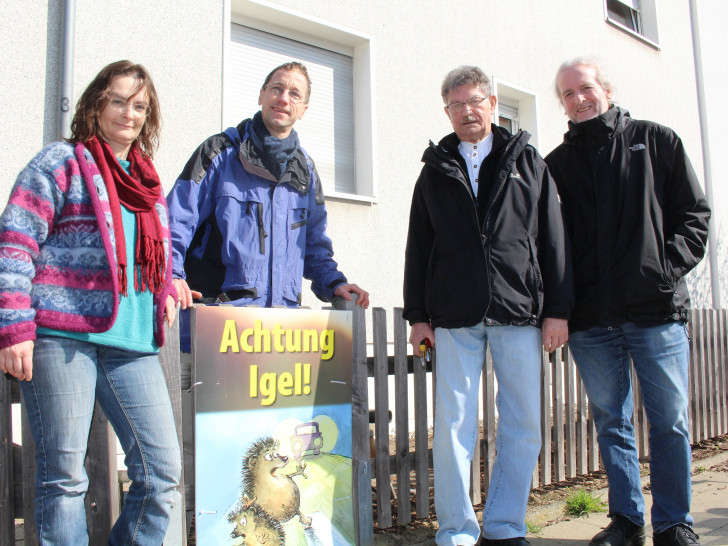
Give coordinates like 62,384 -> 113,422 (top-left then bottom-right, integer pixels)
1,304 -> 726,544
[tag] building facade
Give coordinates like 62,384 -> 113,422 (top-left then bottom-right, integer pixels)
2,0 -> 726,339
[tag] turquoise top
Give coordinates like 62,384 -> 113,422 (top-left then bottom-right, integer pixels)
37,158 -> 158,353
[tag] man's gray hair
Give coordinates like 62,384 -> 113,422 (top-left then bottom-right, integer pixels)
441,66 -> 492,102
554,56 -> 615,106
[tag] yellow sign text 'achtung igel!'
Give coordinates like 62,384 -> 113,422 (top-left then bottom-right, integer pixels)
218,319 -> 335,406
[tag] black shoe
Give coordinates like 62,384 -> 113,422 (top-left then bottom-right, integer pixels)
653,524 -> 701,545
478,537 -> 530,546
589,514 -> 646,546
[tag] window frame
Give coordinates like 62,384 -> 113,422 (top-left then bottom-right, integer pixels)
492,79 -> 540,151
226,0 -> 377,202
497,101 -> 520,134
604,0 -> 660,49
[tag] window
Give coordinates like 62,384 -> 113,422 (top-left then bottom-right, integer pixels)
226,25 -> 355,194
497,101 -> 520,135
607,0 -> 642,34
227,0 -> 376,200
493,79 -> 539,150
604,0 -> 660,48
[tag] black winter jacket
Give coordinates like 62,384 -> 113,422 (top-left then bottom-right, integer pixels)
403,126 -> 573,329
545,107 -> 710,332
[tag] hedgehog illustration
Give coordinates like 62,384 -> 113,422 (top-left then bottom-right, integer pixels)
227,494 -> 285,545
242,437 -> 312,527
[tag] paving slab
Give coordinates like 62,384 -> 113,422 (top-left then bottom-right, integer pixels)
405,449 -> 728,546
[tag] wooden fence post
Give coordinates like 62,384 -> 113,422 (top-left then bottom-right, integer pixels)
564,346 -> 577,478
539,349 -> 552,486
708,309 -> 721,437
20,396 -> 37,545
393,308 -> 412,525
631,362 -> 649,459
719,310 -> 728,434
698,309 -> 709,441
413,327 -> 430,519
0,374 -> 13,546
372,308 -> 392,528
575,358 -> 589,475
481,348 -> 496,498
83,403 -> 118,544
333,295 -> 372,545
159,316 -> 185,544
689,309 -> 700,441
706,310 -> 716,438
552,350 -> 565,483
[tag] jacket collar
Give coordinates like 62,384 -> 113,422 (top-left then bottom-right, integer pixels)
424,124 -> 529,174
563,106 -> 629,148
422,125 -> 532,223
236,118 -> 310,195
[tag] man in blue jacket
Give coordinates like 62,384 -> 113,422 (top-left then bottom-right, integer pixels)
168,61 -> 368,342
166,61 -> 369,532
545,57 -> 710,546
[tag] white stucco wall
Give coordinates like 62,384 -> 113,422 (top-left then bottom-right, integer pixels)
1,1 -> 59,196
0,0 -> 225,195
270,0 -> 718,322
693,0 -> 728,308
1,0 -> 725,350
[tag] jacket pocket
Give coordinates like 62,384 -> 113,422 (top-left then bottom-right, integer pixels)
229,198 -> 265,255
282,276 -> 303,307
526,237 -> 543,318
291,208 -> 307,230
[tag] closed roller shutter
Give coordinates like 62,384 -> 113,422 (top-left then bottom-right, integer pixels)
225,24 -> 356,195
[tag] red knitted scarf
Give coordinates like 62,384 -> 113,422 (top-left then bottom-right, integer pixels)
86,136 -> 165,296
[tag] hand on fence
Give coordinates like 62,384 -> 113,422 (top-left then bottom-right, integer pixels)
542,317 -> 569,352
0,340 -> 34,381
333,283 -> 370,308
173,278 -> 202,309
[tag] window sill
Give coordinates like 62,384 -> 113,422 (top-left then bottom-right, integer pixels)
324,191 -> 376,204
605,18 -> 661,50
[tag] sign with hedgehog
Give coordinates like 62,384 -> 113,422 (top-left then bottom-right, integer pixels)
192,306 -> 354,545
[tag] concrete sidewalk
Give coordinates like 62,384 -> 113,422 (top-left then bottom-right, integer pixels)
407,449 -> 728,546
528,461 -> 728,545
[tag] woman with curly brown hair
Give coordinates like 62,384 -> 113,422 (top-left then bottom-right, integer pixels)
0,60 -> 181,545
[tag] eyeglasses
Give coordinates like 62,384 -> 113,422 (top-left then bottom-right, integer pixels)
446,96 -> 488,114
106,93 -> 151,117
264,84 -> 306,104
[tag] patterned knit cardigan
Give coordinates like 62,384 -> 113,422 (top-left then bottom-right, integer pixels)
0,142 -> 175,350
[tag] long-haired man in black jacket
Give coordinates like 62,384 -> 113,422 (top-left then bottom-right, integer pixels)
545,57 -> 710,546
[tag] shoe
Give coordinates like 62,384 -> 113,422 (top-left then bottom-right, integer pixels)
653,524 -> 701,545
589,514 -> 645,546
477,537 -> 530,545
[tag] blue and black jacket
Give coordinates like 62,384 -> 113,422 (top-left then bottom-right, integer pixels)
167,118 -> 347,349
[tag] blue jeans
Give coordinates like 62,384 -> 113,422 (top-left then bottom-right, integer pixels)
433,324 -> 542,545
19,336 -> 182,545
568,321 -> 693,534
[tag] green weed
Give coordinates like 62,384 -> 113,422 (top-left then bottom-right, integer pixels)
564,489 -> 607,517
526,521 -> 543,535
